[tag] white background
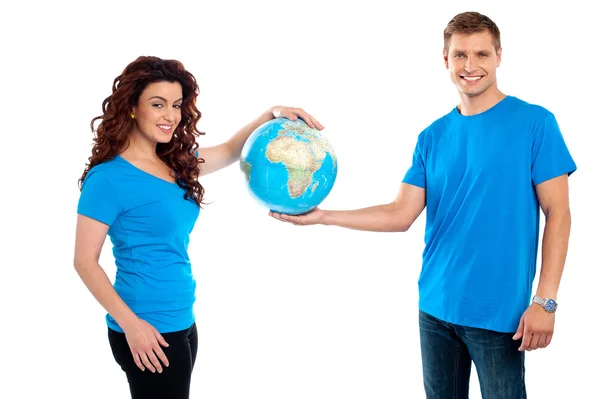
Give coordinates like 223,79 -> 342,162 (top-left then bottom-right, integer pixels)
2,0 -> 598,398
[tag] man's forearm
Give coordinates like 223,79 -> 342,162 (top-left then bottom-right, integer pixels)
535,208 -> 572,299
322,204 -> 412,232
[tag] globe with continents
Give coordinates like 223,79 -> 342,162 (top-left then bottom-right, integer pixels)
240,117 -> 337,215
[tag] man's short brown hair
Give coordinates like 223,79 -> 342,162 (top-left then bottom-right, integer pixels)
444,12 -> 501,51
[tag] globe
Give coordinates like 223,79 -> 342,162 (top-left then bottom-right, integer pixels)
240,117 -> 338,215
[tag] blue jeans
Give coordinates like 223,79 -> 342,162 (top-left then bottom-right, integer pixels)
419,310 -> 526,399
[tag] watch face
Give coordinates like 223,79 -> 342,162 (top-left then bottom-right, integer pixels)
545,299 -> 557,312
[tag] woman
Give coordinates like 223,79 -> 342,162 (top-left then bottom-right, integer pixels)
74,55 -> 323,398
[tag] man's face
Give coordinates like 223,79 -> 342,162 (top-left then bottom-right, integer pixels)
444,31 -> 501,98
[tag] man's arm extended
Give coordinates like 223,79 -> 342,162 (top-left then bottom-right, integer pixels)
270,182 -> 426,232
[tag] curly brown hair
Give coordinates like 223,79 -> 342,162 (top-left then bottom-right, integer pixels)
79,55 -> 206,206
444,11 -> 501,52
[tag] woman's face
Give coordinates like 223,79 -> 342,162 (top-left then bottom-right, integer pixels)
131,81 -> 183,144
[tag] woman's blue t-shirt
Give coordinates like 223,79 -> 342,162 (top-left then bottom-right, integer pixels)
77,155 -> 200,333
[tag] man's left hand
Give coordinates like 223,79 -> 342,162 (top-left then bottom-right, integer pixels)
512,304 -> 555,351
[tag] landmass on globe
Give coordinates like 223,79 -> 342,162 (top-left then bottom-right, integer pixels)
240,120 -> 336,198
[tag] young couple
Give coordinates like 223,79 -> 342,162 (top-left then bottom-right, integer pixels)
75,11 -> 576,399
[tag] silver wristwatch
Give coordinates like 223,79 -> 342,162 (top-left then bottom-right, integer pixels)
532,295 -> 558,313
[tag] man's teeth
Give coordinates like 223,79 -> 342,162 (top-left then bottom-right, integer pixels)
463,76 -> 482,81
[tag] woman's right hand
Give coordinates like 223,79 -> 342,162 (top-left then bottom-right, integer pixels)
123,318 -> 170,373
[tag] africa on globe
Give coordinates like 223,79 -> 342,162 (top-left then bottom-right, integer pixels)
240,117 -> 338,215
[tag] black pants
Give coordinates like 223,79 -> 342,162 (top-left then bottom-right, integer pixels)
108,323 -> 198,399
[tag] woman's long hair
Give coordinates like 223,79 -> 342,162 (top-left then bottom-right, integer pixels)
78,56 -> 205,206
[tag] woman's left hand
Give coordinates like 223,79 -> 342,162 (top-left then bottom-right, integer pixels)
270,106 -> 324,130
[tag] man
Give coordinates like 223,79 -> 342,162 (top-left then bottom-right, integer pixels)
270,11 -> 576,398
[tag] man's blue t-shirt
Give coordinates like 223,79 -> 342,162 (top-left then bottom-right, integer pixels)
403,95 -> 576,333
77,155 -> 200,333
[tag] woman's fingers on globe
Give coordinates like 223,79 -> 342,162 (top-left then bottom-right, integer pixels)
303,112 -> 324,130
271,106 -> 324,130
313,117 -> 324,130
293,109 -> 313,127
286,109 -> 299,121
295,108 -> 323,130
273,106 -> 297,121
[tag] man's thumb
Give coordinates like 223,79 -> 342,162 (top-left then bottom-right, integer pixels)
513,319 -> 524,340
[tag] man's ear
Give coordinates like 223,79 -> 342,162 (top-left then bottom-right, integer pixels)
496,47 -> 502,67
443,49 -> 449,69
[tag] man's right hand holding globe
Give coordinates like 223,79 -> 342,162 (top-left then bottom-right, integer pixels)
269,207 -> 325,226
269,183 -> 426,232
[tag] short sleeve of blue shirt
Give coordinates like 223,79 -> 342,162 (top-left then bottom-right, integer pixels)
77,170 -> 122,226
531,113 -> 577,185
402,132 -> 426,188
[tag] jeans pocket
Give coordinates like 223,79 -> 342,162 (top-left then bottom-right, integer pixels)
462,326 -> 514,349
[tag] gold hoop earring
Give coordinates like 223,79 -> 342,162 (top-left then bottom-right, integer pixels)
131,113 -> 135,119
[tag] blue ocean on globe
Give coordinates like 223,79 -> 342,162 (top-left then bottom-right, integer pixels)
240,117 -> 338,215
